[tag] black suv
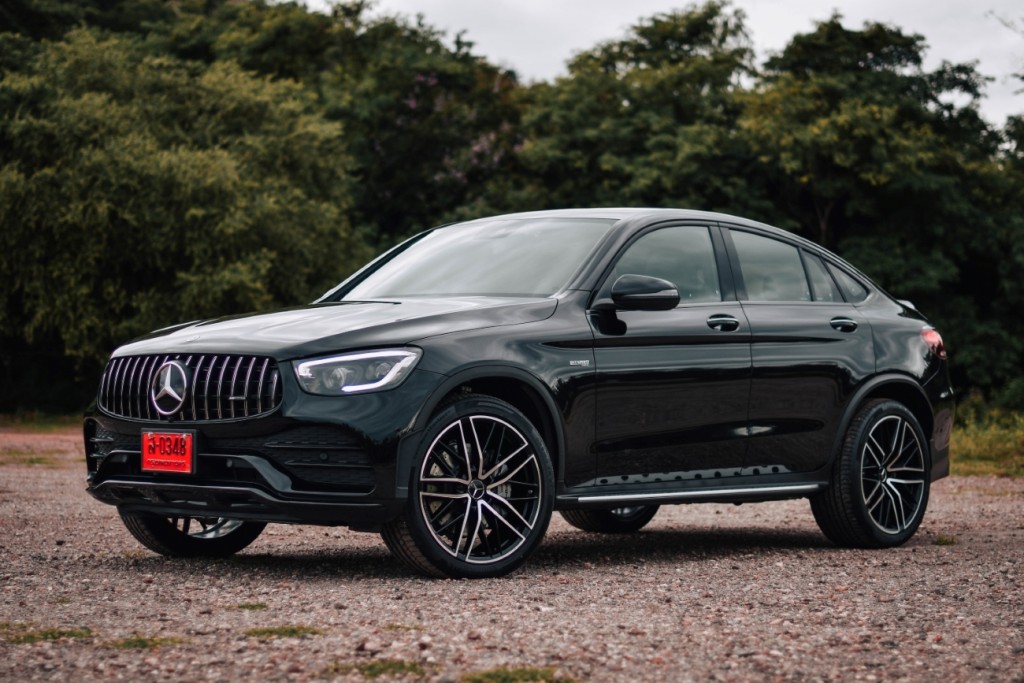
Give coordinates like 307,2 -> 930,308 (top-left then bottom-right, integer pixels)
84,209 -> 954,578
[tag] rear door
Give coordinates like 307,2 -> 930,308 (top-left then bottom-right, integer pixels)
723,227 -> 875,474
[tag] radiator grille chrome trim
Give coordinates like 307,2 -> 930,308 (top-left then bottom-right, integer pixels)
98,354 -> 283,422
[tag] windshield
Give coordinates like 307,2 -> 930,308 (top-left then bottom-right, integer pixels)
341,217 -> 617,299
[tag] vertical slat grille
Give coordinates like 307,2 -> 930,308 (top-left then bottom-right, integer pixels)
97,354 -> 283,422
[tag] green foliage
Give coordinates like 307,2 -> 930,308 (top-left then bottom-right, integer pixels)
738,15 -> 1023,393
495,2 -> 766,217
150,1 -> 522,242
0,0 -> 1022,410
0,26 -> 367,407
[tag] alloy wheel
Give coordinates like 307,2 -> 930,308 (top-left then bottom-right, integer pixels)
859,414 -> 927,535
417,415 -> 543,565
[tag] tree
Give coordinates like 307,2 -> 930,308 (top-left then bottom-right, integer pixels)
740,15 -> 1021,395
149,1 -> 523,242
487,2 -> 770,218
0,28 -> 366,409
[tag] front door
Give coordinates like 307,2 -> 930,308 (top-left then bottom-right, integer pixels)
590,224 -> 752,486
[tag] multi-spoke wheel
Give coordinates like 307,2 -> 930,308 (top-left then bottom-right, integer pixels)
811,399 -> 930,548
561,505 -> 659,533
382,395 -> 554,578
119,511 -> 266,557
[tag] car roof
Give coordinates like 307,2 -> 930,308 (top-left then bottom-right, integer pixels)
459,207 -> 728,223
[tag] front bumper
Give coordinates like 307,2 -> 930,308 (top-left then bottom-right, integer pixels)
84,368 -> 442,529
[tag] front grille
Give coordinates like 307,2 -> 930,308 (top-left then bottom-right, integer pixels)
99,354 -> 283,421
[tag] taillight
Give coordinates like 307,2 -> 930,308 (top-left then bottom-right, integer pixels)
921,326 -> 947,360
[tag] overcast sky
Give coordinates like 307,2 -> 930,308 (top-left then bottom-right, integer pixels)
311,0 -> 1023,125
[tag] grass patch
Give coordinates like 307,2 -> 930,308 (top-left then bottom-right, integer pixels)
462,667 -> 574,683
236,602 -> 268,611
53,596 -> 72,605
107,635 -> 185,649
0,413 -> 80,432
322,659 -> 427,679
0,450 -> 60,467
382,623 -> 420,632
244,625 -> 321,639
951,402 -> 1024,478
5,626 -> 93,644
933,534 -> 958,546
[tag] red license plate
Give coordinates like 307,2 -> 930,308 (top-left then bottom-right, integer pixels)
141,431 -> 195,474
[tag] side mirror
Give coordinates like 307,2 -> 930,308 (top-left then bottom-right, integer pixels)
610,274 -> 680,311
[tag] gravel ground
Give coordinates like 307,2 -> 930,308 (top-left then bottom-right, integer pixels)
0,427 -> 1022,682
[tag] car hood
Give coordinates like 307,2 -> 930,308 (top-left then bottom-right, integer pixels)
115,297 -> 558,360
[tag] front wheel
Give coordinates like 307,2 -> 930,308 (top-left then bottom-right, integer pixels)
811,399 -> 930,548
119,511 -> 266,557
382,395 -> 554,579
561,505 -> 659,533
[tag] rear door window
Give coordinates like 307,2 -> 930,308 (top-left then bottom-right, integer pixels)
729,230 -> 810,302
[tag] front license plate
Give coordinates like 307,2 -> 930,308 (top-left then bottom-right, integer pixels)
141,431 -> 195,474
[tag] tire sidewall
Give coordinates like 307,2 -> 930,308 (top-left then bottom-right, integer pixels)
403,395 -> 555,579
119,510 -> 265,558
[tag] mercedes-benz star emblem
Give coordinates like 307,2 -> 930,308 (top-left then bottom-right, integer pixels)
150,360 -> 190,417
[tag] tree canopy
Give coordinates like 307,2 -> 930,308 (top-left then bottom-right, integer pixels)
0,0 -> 1021,410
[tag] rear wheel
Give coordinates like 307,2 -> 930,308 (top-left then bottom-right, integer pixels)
382,395 -> 554,579
811,399 -> 930,548
561,505 -> 659,533
119,511 -> 266,557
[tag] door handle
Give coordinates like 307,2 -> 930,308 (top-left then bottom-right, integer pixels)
707,314 -> 740,332
830,317 -> 858,333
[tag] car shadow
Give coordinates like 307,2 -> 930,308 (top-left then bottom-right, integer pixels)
103,525 -> 835,581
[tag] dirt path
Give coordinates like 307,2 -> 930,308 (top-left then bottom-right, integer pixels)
1,427 -> 1022,681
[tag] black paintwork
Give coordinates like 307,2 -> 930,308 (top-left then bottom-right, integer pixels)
84,208 -> 953,527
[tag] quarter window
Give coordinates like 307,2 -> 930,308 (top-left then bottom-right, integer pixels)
730,231 -> 811,302
612,226 -> 721,303
803,252 -> 842,302
827,264 -> 870,303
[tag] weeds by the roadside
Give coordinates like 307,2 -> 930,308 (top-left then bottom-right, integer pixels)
236,602 -> 268,611
951,399 -> 1024,477
244,625 -> 321,639
107,635 -> 185,649
3,625 -> 93,644
322,659 -> 429,679
934,534 -> 958,546
0,450 -> 62,467
462,667 -> 575,683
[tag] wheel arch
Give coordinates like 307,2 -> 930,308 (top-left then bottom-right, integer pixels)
397,366 -> 565,489
827,374 -> 935,473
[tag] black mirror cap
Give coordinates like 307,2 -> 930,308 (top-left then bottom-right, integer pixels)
610,274 -> 680,311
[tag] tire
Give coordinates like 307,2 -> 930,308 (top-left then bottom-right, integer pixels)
811,399 -> 930,548
119,511 -> 266,558
381,395 -> 554,579
561,505 -> 659,533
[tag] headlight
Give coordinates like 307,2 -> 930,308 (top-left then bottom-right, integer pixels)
294,349 -> 422,395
